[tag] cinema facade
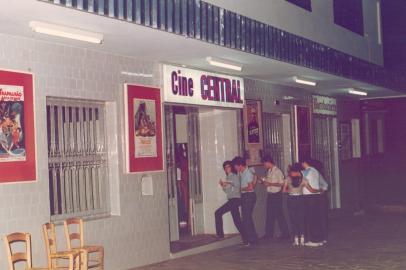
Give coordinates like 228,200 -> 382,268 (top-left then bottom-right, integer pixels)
0,0 -> 399,269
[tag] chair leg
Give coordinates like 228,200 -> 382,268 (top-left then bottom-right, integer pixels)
75,254 -> 81,270
99,248 -> 104,270
81,250 -> 89,270
68,254 -> 74,270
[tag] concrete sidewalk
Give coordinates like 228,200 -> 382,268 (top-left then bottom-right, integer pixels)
134,212 -> 406,270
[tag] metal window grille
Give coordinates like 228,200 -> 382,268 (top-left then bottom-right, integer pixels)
262,113 -> 284,169
46,98 -> 109,220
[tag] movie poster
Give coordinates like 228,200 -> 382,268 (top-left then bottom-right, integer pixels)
0,85 -> 26,162
243,100 -> 263,166
133,98 -> 157,158
246,101 -> 261,144
125,84 -> 163,173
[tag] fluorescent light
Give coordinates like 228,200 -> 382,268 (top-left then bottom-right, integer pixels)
293,76 -> 317,86
121,71 -> 153,78
348,89 -> 368,96
29,21 -> 103,44
206,57 -> 242,71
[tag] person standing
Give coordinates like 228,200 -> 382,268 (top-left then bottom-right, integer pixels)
232,156 -> 258,246
283,163 -> 307,246
302,159 -> 324,247
261,156 -> 289,240
215,161 -> 246,242
308,160 -> 330,244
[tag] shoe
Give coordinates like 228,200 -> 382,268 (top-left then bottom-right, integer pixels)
304,241 -> 324,247
243,242 -> 251,247
213,235 -> 224,240
292,237 -> 299,246
322,240 -> 328,244
300,235 -> 305,246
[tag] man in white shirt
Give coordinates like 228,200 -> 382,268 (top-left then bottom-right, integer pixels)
261,156 -> 289,240
302,159 -> 324,247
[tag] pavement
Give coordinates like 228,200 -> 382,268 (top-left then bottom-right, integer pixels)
134,212 -> 406,270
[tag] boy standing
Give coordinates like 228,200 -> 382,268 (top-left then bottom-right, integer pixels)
261,156 -> 289,240
215,161 -> 246,242
232,156 -> 258,246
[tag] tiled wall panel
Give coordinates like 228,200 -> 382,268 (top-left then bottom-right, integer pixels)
0,33 -> 169,270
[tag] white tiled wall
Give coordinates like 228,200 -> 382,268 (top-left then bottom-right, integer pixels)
199,108 -> 240,235
0,34 -> 169,270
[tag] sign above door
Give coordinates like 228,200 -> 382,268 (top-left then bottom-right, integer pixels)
312,95 -> 337,116
163,65 -> 245,109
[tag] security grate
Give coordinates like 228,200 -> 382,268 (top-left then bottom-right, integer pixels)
46,98 -> 109,220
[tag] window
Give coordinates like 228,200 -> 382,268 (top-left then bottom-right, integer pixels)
46,98 -> 109,220
334,0 -> 364,35
286,0 -> 312,11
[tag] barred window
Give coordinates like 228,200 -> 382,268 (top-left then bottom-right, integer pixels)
46,98 -> 109,220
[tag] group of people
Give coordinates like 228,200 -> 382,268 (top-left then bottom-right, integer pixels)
215,156 -> 328,247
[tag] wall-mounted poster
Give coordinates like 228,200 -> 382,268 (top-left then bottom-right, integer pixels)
0,69 -> 36,183
134,98 -> 157,158
243,100 -> 263,166
125,84 -> 163,173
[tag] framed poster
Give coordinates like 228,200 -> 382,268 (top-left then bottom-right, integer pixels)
125,84 -> 163,173
243,100 -> 263,166
0,69 -> 36,183
340,122 -> 352,160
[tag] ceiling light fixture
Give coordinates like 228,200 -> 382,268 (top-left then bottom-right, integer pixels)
121,71 -> 153,78
206,57 -> 242,71
348,89 -> 368,96
293,76 -> 317,86
29,21 -> 103,44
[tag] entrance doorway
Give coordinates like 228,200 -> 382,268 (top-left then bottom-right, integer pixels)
313,115 -> 341,209
165,105 -> 242,253
262,113 -> 293,172
165,106 -> 204,244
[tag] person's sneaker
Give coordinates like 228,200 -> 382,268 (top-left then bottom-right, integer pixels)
322,240 -> 328,244
304,241 -> 324,247
242,242 -> 251,247
292,237 -> 299,246
213,235 -> 224,240
300,235 -> 305,246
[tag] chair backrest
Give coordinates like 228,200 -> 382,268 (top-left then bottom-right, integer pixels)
64,218 -> 84,249
43,223 -> 58,267
3,232 -> 32,270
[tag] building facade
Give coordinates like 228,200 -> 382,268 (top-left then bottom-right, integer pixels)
0,0 -> 402,269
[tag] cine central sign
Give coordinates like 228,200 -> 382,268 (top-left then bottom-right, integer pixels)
163,65 -> 245,108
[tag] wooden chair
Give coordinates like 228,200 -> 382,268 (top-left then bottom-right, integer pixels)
63,218 -> 104,270
4,232 -> 74,270
43,223 -> 81,269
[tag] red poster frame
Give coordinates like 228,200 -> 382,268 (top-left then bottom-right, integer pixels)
0,69 -> 36,183
125,84 -> 163,173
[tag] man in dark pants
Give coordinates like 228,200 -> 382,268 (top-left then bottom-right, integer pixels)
302,160 -> 324,247
215,161 -> 246,241
233,156 -> 258,247
261,156 -> 289,240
